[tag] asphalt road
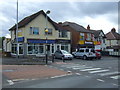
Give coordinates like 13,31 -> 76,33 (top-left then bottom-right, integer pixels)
2,56 -> 120,89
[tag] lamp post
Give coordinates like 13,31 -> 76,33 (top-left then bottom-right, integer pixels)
45,10 -> 50,64
16,0 -> 19,58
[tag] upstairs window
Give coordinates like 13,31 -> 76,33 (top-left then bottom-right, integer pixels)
30,27 -> 39,35
45,28 -> 52,35
86,33 -> 91,41
59,30 -> 68,38
80,33 -> 84,40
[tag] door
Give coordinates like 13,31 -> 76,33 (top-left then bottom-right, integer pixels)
18,44 -> 24,55
47,44 -> 50,56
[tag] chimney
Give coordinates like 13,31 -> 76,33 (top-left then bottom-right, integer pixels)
87,25 -> 90,30
58,22 -> 62,24
111,28 -> 116,32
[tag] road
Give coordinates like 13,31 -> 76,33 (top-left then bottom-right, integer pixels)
2,56 -> 120,89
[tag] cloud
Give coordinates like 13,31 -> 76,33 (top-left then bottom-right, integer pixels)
0,1 -> 118,37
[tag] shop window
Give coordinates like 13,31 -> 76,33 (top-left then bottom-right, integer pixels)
28,45 -> 33,54
12,44 -> 17,54
27,44 -> 44,54
61,45 -> 68,52
39,45 -> 44,53
51,45 -> 54,53
114,49 -> 119,52
19,44 -> 23,54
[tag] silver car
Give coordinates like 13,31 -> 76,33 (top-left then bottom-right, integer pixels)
54,50 -> 73,60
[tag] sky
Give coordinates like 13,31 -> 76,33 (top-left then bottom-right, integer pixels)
0,0 -> 119,38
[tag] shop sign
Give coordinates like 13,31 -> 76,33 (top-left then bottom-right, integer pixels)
85,41 -> 93,44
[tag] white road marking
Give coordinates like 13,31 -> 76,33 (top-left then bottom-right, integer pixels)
99,72 -> 119,76
73,67 -> 92,70
113,84 -> 118,86
76,73 -> 81,75
85,76 -> 89,77
97,79 -> 105,82
12,79 -> 29,82
89,69 -> 109,74
51,74 -> 72,79
7,80 -> 14,85
66,66 -> 84,68
80,68 -> 101,71
110,75 -> 120,79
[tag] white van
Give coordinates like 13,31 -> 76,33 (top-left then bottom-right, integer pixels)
72,48 -> 96,60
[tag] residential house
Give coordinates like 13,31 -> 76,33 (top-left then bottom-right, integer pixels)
105,28 -> 120,56
9,10 -> 71,57
3,38 -> 11,52
60,22 -> 95,52
87,25 -> 106,51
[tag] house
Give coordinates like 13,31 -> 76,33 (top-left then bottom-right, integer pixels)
105,28 -> 120,56
3,38 -> 11,56
3,38 -> 11,52
87,25 -> 106,51
9,10 -> 71,57
59,22 -> 95,52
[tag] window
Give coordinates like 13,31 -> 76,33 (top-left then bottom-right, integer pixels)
12,44 -> 17,54
27,44 -> 44,54
45,28 -> 52,35
80,33 -> 84,40
59,30 -> 67,38
86,49 -> 89,52
61,44 -> 69,52
51,44 -> 54,53
91,49 -> 95,53
30,27 -> 39,35
86,33 -> 91,40
80,49 -> 84,52
19,44 -> 23,54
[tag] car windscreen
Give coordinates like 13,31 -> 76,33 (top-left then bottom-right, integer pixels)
61,50 -> 70,54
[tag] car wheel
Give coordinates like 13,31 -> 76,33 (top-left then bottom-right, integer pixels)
83,55 -> 87,60
61,57 -> 64,60
53,55 -> 56,59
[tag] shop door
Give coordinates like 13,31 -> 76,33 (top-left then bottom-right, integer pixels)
47,44 -> 50,56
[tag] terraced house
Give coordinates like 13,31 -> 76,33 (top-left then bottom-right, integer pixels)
9,10 -> 71,57
59,22 -> 95,52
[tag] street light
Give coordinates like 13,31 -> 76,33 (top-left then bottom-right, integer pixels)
45,10 -> 50,64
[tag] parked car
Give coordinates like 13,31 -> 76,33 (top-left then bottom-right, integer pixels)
95,51 -> 101,59
72,48 -> 96,60
54,50 -> 73,60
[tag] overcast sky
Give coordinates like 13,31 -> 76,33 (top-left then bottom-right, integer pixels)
0,0 -> 119,38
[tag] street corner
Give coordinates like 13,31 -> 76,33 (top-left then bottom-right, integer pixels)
2,65 -> 68,82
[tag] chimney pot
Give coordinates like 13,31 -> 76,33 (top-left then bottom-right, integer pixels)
87,25 -> 90,30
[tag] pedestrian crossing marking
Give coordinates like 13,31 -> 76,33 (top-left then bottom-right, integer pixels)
73,67 -> 92,70
89,69 -> 109,74
110,75 -> 120,79
80,68 -> 101,71
99,72 -> 119,76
